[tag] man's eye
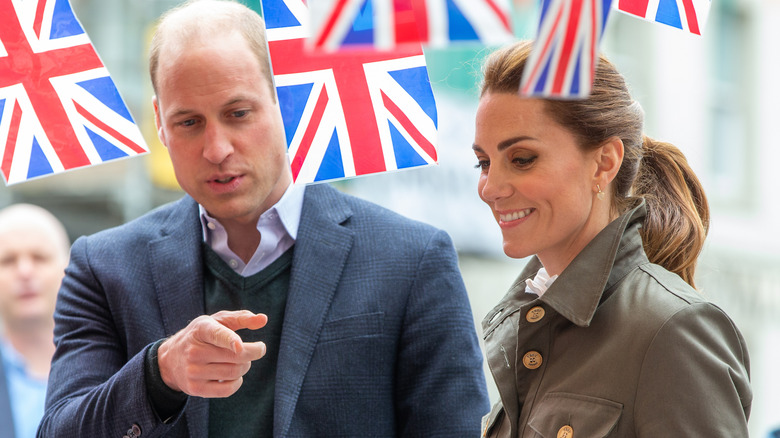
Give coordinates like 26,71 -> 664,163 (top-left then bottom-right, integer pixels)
180,119 -> 197,127
232,110 -> 249,118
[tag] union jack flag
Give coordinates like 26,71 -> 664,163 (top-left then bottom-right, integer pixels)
263,0 -> 438,184
0,0 -> 148,185
615,0 -> 710,35
520,0 -> 614,99
308,0 -> 514,51
415,0 -> 514,47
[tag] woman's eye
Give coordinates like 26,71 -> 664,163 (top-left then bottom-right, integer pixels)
512,156 -> 536,167
474,160 -> 489,171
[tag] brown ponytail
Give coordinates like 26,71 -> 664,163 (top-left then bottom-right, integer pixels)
632,137 -> 709,288
480,40 -> 710,288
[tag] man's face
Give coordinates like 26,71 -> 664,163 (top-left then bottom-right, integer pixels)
153,31 -> 291,229
0,226 -> 65,325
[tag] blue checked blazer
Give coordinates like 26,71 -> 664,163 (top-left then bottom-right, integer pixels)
39,183 -> 489,437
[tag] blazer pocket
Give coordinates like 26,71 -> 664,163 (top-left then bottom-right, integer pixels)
527,393 -> 622,438
318,311 -> 384,344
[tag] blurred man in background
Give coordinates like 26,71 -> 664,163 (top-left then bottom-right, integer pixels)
0,204 -> 69,438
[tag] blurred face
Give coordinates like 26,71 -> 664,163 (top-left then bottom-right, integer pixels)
153,31 -> 291,228
0,227 -> 65,326
473,93 -> 605,274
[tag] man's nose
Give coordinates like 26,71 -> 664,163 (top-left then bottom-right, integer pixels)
202,123 -> 234,164
16,256 -> 35,278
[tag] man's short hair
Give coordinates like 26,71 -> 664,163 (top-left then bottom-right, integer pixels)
148,0 -> 275,100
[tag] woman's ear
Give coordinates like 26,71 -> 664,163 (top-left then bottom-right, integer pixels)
594,136 -> 624,187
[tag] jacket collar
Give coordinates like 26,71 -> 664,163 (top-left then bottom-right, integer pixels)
515,198 -> 648,327
150,196 -> 205,337
274,183 -> 355,437
145,196 -> 209,437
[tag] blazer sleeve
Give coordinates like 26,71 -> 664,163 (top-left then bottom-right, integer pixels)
634,302 -> 752,437
38,236 -> 184,438
393,229 -> 490,437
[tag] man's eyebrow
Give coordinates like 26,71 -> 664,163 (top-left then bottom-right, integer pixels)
223,96 -> 257,107
472,136 -> 537,152
165,96 -> 258,119
168,108 -> 196,119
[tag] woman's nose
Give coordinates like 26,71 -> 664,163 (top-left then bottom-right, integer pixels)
479,166 -> 512,203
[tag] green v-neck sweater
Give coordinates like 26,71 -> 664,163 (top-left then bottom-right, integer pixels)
203,243 -> 293,437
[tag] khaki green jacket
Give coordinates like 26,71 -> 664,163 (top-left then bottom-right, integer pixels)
481,201 -> 751,438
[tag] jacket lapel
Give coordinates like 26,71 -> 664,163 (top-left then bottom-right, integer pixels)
541,199 -> 646,327
274,184 -> 354,437
147,196 -> 209,438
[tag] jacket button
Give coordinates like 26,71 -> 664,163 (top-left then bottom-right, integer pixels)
126,424 -> 142,437
526,306 -> 545,323
522,351 -> 542,369
557,425 -> 573,438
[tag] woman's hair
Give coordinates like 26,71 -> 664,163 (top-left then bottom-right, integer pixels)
480,41 -> 709,288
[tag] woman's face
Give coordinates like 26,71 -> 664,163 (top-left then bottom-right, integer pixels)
473,92 -> 607,274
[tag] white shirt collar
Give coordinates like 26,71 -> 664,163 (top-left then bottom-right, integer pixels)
198,183 -> 305,275
525,266 -> 558,297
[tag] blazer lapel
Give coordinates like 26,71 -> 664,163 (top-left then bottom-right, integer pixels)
274,184 -> 354,437
147,196 -> 209,438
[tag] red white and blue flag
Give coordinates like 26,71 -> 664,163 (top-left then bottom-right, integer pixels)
615,0 -> 710,35
307,0 -> 420,50
308,0 -> 514,51
262,0 -> 438,184
0,0 -> 148,185
414,0 -> 514,47
520,0 -> 614,99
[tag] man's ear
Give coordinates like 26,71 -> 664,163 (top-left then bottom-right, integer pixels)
594,136 -> 624,187
152,95 -> 166,147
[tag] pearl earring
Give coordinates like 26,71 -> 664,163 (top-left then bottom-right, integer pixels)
596,184 -> 606,201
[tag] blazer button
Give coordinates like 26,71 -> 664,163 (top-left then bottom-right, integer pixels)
126,424 -> 142,437
557,425 -> 573,438
522,351 -> 542,369
526,306 -> 545,323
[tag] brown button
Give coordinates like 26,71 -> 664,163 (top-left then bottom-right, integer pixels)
526,306 -> 545,323
522,351 -> 542,369
557,425 -> 573,438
